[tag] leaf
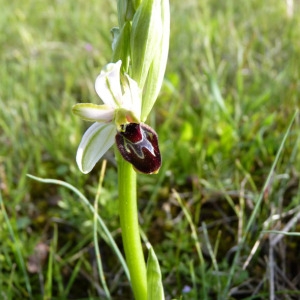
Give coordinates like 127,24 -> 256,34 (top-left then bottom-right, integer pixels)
147,246 -> 164,300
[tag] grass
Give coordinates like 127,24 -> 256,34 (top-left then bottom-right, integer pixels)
1,0 -> 300,299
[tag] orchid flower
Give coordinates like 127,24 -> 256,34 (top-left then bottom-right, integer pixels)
73,60 -> 161,174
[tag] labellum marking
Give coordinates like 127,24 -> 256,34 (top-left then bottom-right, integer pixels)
115,123 -> 161,174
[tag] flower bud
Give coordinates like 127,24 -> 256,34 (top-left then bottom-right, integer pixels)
130,0 -> 162,88
117,0 -> 136,27
141,0 -> 169,121
130,0 -> 170,121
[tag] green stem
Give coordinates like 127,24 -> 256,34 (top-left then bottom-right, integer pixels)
118,153 -> 147,300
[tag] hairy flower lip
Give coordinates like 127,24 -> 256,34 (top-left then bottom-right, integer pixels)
115,123 -> 161,174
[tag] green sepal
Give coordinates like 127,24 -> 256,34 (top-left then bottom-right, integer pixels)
147,246 -> 164,300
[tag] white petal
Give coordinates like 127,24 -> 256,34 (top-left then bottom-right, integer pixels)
122,74 -> 142,121
72,103 -> 115,122
76,122 -> 116,174
95,60 -> 123,108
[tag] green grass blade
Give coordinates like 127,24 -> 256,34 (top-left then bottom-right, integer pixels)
263,230 -> 300,237
26,174 -> 130,282
93,161 -> 111,299
45,224 -> 58,299
0,191 -> 33,299
202,222 -> 221,296
223,110 -> 298,296
63,257 -> 83,297
174,190 -> 206,300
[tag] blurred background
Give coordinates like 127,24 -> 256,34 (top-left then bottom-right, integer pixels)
1,0 -> 300,299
